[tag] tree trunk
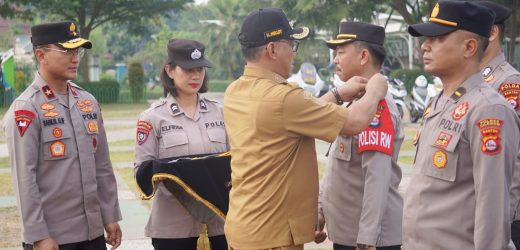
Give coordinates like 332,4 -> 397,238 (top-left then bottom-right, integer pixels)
79,28 -> 91,82
508,0 -> 517,66
227,64 -> 234,80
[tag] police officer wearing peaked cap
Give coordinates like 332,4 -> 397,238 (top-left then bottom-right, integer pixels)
319,21 -> 404,250
474,1 -> 520,249
2,21 -> 122,250
134,38 -> 229,250
223,7 -> 389,250
403,1 -> 520,249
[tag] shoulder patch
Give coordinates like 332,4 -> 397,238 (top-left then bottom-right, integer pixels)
14,110 -> 36,136
477,118 -> 503,155
498,83 -> 520,111
136,120 -> 153,145
358,100 -> 395,156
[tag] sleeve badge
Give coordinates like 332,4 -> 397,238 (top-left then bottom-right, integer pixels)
14,110 -> 36,137
499,83 -> 520,111
477,118 -> 503,155
137,120 -> 153,145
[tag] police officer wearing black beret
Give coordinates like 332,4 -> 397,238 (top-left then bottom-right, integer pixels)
2,21 -> 122,250
403,1 -> 520,249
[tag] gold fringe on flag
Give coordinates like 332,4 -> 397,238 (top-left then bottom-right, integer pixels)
197,224 -> 211,250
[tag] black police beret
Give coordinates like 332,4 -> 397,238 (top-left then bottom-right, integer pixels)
31,21 -> 92,49
238,8 -> 310,48
408,0 -> 495,38
167,39 -> 213,69
326,22 -> 385,49
474,1 -> 512,24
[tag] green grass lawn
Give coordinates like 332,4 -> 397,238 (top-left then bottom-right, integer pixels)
398,155 -> 415,165
0,157 -> 9,169
100,103 -> 150,120
0,173 -> 14,196
109,139 -> 135,147
109,150 -> 135,164
0,206 -> 21,248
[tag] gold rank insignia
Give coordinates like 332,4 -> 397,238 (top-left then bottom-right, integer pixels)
52,127 -> 63,138
433,150 -> 447,168
87,121 -> 98,133
50,141 -> 66,157
339,142 -> 345,153
451,101 -> 468,121
431,3 -> 439,18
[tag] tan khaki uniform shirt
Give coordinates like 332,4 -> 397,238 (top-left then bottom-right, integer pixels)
134,94 -> 228,238
481,53 -> 520,221
223,66 -> 348,249
403,73 -> 520,250
2,73 -> 121,244
320,93 -> 403,247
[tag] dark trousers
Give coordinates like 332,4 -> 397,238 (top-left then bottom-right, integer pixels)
333,243 -> 401,250
23,235 -> 106,250
512,220 -> 520,249
152,235 -> 227,250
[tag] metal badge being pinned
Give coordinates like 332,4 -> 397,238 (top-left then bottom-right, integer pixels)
191,49 -> 202,60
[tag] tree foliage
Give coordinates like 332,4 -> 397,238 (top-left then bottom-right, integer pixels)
1,0 -> 191,81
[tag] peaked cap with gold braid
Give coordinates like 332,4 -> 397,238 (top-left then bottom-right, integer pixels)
326,21 -> 385,49
408,0 -> 495,38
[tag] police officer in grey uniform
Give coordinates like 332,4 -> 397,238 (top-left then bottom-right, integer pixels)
318,22 -> 404,250
2,21 -> 122,250
475,2 -> 520,248
403,1 -> 520,249
318,22 -> 403,250
134,39 -> 228,250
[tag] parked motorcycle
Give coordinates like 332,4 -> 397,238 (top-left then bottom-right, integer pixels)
386,76 -> 407,118
287,62 -> 328,97
408,75 -> 439,123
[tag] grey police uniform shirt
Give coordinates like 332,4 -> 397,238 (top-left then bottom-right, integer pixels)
403,72 -> 520,250
481,53 -> 520,221
134,93 -> 228,238
320,93 -> 403,247
1,73 -> 122,244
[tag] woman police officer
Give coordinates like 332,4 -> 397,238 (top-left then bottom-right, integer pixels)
134,39 -> 228,250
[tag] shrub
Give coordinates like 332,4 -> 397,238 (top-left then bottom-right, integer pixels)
209,79 -> 231,92
128,62 -> 144,102
14,70 -> 28,95
390,68 -> 433,93
76,79 -> 120,103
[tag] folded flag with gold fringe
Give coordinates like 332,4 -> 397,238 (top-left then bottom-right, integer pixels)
135,152 -> 231,221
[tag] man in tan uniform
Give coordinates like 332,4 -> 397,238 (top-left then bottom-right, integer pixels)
475,2 -> 520,247
223,8 -> 389,250
403,1 -> 520,249
2,21 -> 122,250
319,21 -> 403,250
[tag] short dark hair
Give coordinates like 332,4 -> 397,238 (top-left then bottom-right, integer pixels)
241,45 -> 264,61
496,23 -> 506,42
161,62 -> 208,97
353,41 -> 386,68
475,34 -> 490,59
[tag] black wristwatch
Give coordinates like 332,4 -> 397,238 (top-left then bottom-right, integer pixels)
330,87 -> 344,105
357,243 -> 372,249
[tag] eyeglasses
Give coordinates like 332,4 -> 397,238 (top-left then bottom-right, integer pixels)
277,40 -> 299,53
41,47 -> 85,58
